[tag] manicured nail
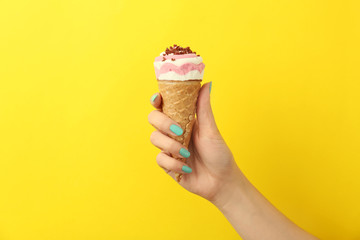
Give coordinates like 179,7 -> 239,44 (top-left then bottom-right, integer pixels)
209,81 -> 212,94
170,124 -> 183,136
182,165 -> 192,173
151,94 -> 158,102
179,148 -> 190,158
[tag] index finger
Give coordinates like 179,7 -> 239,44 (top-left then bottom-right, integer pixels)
150,92 -> 162,109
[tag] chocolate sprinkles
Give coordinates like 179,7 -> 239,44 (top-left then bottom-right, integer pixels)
164,44 -> 199,56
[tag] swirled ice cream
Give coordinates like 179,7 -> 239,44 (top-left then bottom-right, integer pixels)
154,45 -> 205,81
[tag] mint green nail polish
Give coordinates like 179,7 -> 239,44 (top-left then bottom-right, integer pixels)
151,94 -> 158,102
209,81 -> 212,94
182,165 -> 192,173
170,124 -> 183,136
179,148 -> 190,158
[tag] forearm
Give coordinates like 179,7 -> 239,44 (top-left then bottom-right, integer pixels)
211,172 -> 318,240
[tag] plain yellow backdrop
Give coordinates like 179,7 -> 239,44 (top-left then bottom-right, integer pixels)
0,0 -> 359,239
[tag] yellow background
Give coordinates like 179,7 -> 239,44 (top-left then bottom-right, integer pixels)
0,0 -> 359,239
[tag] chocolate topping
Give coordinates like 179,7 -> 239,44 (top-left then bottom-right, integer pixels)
164,44 -> 199,56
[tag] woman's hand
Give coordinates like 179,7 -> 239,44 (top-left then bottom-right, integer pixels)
148,82 -> 243,203
148,82 -> 318,239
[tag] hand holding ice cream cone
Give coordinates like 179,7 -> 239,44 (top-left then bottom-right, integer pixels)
149,44 -> 240,196
148,45 -> 320,240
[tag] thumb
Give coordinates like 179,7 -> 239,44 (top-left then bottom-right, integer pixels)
196,82 -> 220,137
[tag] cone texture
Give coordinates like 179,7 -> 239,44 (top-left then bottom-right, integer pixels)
157,80 -> 201,182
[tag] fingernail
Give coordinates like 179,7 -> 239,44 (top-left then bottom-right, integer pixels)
209,82 -> 212,94
182,165 -> 192,173
151,94 -> 158,102
179,148 -> 190,158
170,124 -> 183,136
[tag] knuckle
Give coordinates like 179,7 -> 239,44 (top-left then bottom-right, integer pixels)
150,131 -> 158,144
156,152 -> 165,165
147,111 -> 155,123
148,110 -> 162,124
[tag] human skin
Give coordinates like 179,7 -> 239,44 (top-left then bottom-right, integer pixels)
148,82 -> 318,240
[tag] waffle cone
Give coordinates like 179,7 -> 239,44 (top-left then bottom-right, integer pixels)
157,80 -> 202,182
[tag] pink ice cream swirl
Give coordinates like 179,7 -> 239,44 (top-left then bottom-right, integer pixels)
154,45 -> 205,81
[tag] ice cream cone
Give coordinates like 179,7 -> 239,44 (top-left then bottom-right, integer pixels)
154,44 -> 205,182
158,80 -> 201,182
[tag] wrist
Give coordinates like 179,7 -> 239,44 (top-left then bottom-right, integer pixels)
209,168 -> 251,211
